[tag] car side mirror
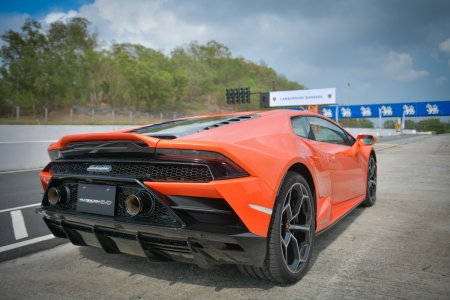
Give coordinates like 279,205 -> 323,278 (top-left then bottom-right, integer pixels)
339,134 -> 377,156
356,134 -> 377,146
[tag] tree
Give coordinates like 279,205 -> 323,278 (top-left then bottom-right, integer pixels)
46,17 -> 98,106
168,54 -> 189,107
338,118 -> 359,128
383,120 -> 396,129
186,40 -> 231,69
360,119 -> 374,128
0,19 -> 47,115
112,43 -> 177,111
170,45 -> 214,104
423,118 -> 446,134
0,17 -> 99,114
404,119 -> 417,130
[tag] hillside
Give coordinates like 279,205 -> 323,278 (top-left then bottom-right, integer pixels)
0,17 -> 305,117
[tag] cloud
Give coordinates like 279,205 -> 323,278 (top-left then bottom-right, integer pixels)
439,38 -> 450,53
436,76 -> 448,85
439,37 -> 450,70
43,10 -> 78,24
383,51 -> 429,81
77,0 -> 206,51
35,1 -> 206,52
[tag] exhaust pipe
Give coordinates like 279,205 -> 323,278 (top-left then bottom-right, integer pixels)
48,185 -> 70,205
125,192 -> 154,216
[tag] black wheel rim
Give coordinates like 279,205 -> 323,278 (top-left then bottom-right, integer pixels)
280,182 -> 313,273
368,157 -> 377,202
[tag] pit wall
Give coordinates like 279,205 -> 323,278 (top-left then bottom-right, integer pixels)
0,125 -> 433,172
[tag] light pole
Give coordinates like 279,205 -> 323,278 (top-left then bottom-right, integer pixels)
347,83 -> 350,127
269,81 -> 275,91
15,68 -> 19,123
16,76 -> 18,106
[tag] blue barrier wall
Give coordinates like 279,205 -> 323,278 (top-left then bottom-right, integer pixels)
322,100 -> 450,118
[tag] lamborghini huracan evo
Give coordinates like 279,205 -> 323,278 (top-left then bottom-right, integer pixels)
36,109 -> 377,283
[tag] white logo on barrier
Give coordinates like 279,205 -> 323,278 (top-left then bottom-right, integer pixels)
380,105 -> 393,116
322,108 -> 333,118
403,105 -> 415,115
426,104 -> 439,114
360,106 -> 372,117
341,107 -> 352,117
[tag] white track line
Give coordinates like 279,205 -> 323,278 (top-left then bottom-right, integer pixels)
0,234 -> 55,253
0,203 -> 41,214
11,210 -> 29,240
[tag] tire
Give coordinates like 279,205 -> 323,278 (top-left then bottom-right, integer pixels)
361,155 -> 377,207
237,171 -> 315,283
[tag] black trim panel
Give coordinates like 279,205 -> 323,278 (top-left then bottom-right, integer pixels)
38,209 -> 267,268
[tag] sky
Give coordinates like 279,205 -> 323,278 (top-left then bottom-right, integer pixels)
1,0 -> 449,116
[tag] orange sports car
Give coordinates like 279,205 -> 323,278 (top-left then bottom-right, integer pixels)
36,109 -> 377,283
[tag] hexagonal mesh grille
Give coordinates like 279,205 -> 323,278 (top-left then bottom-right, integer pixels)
56,184 -> 181,227
49,163 -> 213,182
60,183 -> 78,210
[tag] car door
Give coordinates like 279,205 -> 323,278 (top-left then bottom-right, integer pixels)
291,116 -> 332,200
305,116 -> 365,204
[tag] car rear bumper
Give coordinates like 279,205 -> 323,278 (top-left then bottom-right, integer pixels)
36,207 -> 267,268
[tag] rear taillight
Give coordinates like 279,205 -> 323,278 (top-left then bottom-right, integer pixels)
156,149 -> 248,180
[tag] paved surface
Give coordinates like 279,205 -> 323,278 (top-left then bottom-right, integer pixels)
373,134 -> 431,151
0,170 -> 67,262
375,133 -> 430,143
0,134 -> 449,299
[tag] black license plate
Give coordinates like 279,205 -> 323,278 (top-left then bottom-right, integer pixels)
77,184 -> 116,216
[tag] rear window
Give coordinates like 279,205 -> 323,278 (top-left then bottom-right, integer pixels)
132,115 -> 250,138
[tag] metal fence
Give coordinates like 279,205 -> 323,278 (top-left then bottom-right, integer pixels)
0,106 -> 191,125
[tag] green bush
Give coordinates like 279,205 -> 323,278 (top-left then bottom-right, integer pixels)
360,119 -> 374,128
424,118 -> 446,134
383,120 -> 396,129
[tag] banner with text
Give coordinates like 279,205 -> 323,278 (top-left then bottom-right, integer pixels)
262,87 -> 338,107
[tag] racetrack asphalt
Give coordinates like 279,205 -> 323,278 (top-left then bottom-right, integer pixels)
0,134 -> 449,299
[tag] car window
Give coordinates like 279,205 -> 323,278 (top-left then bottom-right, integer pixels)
306,117 -> 351,146
345,132 -> 356,146
291,117 -> 311,138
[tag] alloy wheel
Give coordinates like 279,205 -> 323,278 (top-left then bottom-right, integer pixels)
367,157 -> 377,203
280,182 -> 313,273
